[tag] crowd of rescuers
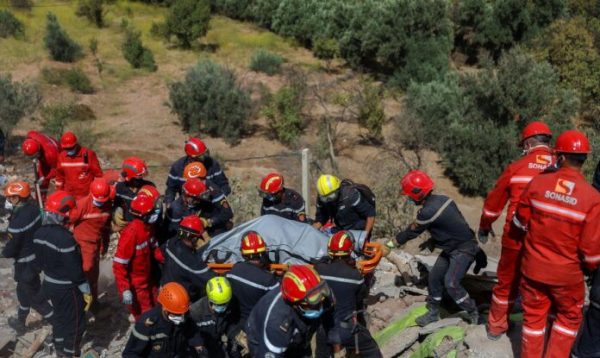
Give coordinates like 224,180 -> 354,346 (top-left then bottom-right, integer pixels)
3,125 -> 600,358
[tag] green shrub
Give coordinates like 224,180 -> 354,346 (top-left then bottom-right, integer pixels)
356,79 -> 385,142
41,67 -> 94,94
44,12 -> 82,62
76,0 -> 105,28
169,60 -> 252,144
41,102 -> 98,147
211,0 -> 253,19
404,49 -> 578,196
313,38 -> 340,68
0,75 -> 41,139
249,50 -> 283,75
262,85 -> 305,146
122,28 -> 157,71
0,10 -> 24,38
164,0 -> 210,48
246,0 -> 280,28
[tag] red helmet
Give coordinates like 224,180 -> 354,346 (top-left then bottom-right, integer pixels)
554,130 -> 591,154
45,191 -> 76,216
90,178 -> 111,203
60,131 -> 78,149
400,170 -> 434,202
185,138 -> 208,157
138,185 -> 160,200
240,231 -> 267,256
182,178 -> 207,198
121,157 -> 148,181
130,194 -> 155,217
4,181 -> 31,198
281,265 -> 328,304
327,231 -> 354,257
259,173 -> 284,194
22,139 -> 40,157
180,215 -> 204,236
521,121 -> 552,143
183,161 -> 207,180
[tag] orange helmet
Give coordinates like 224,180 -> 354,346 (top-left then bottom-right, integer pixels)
45,191 -> 76,216
184,138 -> 208,157
554,130 -> 591,154
327,231 -> 354,257
259,173 -> 284,195
158,282 -> 190,314
183,161 -> 207,180
90,178 -> 111,203
22,139 -> 40,157
4,181 -> 31,198
121,157 -> 148,181
240,231 -> 267,256
130,194 -> 155,217
182,178 -> 208,198
281,265 -> 328,304
60,131 -> 78,149
521,121 -> 552,143
400,170 -> 434,203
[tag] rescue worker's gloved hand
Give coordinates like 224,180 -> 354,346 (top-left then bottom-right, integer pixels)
382,239 -> 396,257
122,290 -> 133,305
418,239 -> 435,253
195,346 -> 209,358
83,293 -> 93,311
474,249 -> 488,275
200,217 -> 212,228
478,228 -> 490,244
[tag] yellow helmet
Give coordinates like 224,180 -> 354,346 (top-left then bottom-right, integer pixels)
206,277 -> 232,305
316,175 -> 341,197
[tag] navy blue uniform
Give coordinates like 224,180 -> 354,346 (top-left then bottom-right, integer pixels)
114,179 -> 156,223
261,188 -> 306,222
227,261 -> 279,322
159,238 -> 215,301
33,224 -> 87,357
394,194 -> 478,312
315,185 -> 375,231
165,194 -> 233,237
165,156 -> 231,205
123,306 -> 203,357
189,297 -> 241,358
1,200 -> 53,323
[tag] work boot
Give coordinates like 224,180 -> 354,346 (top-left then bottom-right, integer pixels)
486,326 -> 502,341
466,309 -> 480,325
8,316 -> 27,333
416,304 -> 440,327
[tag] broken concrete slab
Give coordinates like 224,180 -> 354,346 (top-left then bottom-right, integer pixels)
464,324 -> 516,358
380,326 -> 419,358
419,317 -> 464,336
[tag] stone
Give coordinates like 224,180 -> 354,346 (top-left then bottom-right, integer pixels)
419,317 -> 464,336
464,324 -> 516,358
380,326 -> 419,358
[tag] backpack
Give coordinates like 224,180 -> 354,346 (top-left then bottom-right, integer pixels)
341,179 -> 376,208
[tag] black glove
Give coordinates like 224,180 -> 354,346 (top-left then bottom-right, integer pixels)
478,229 -> 490,244
418,239 -> 435,252
474,249 -> 488,274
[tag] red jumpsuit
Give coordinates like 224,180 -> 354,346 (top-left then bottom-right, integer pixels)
26,131 -> 60,200
55,147 -> 103,200
69,195 -> 112,300
112,219 -> 163,319
480,146 -> 554,335
513,166 -> 600,358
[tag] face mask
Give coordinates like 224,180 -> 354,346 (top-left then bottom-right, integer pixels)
92,200 -> 104,207
300,307 -> 324,319
4,200 -> 14,211
66,148 -> 78,156
148,212 -> 159,224
212,303 -> 227,314
167,314 -> 185,325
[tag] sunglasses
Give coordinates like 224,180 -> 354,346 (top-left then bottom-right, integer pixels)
319,191 -> 338,203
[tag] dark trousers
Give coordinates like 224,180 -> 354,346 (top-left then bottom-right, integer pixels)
571,269 -> 600,358
16,275 -> 53,322
44,284 -> 85,357
428,249 -> 476,312
315,324 -> 382,358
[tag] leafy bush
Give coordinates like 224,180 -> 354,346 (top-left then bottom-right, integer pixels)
0,75 -> 41,139
169,60 -> 251,144
404,49 -> 578,196
41,103 -> 98,147
262,85 -> 305,146
42,67 -> 95,94
122,28 -> 157,71
211,0 -> 253,19
313,38 -> 340,69
246,0 -> 280,28
249,50 -> 283,75
356,79 -> 385,142
44,12 -> 82,62
0,10 -> 24,38
76,0 -> 105,28
164,0 -> 210,48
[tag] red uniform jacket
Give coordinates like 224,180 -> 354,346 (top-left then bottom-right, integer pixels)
55,147 -> 103,198
112,219 -> 163,295
26,131 -> 60,187
514,166 -> 600,286
479,146 -> 554,250
70,195 -> 111,244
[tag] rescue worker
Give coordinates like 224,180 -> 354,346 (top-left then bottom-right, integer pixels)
313,174 -> 375,237
479,121 -> 555,340
22,130 -> 60,200
227,231 -> 279,324
385,170 -> 480,326
113,156 -> 156,230
315,231 -> 382,357
69,178 -> 112,302
160,215 -> 215,301
33,191 -> 92,357
113,193 -> 163,320
165,178 -> 233,238
123,282 -> 205,357
259,172 -> 306,222
183,161 -> 229,207
1,181 -> 53,332
189,277 -> 242,358
55,131 -> 103,199
512,130 -> 600,358
246,265 -> 336,357
165,137 -> 231,206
